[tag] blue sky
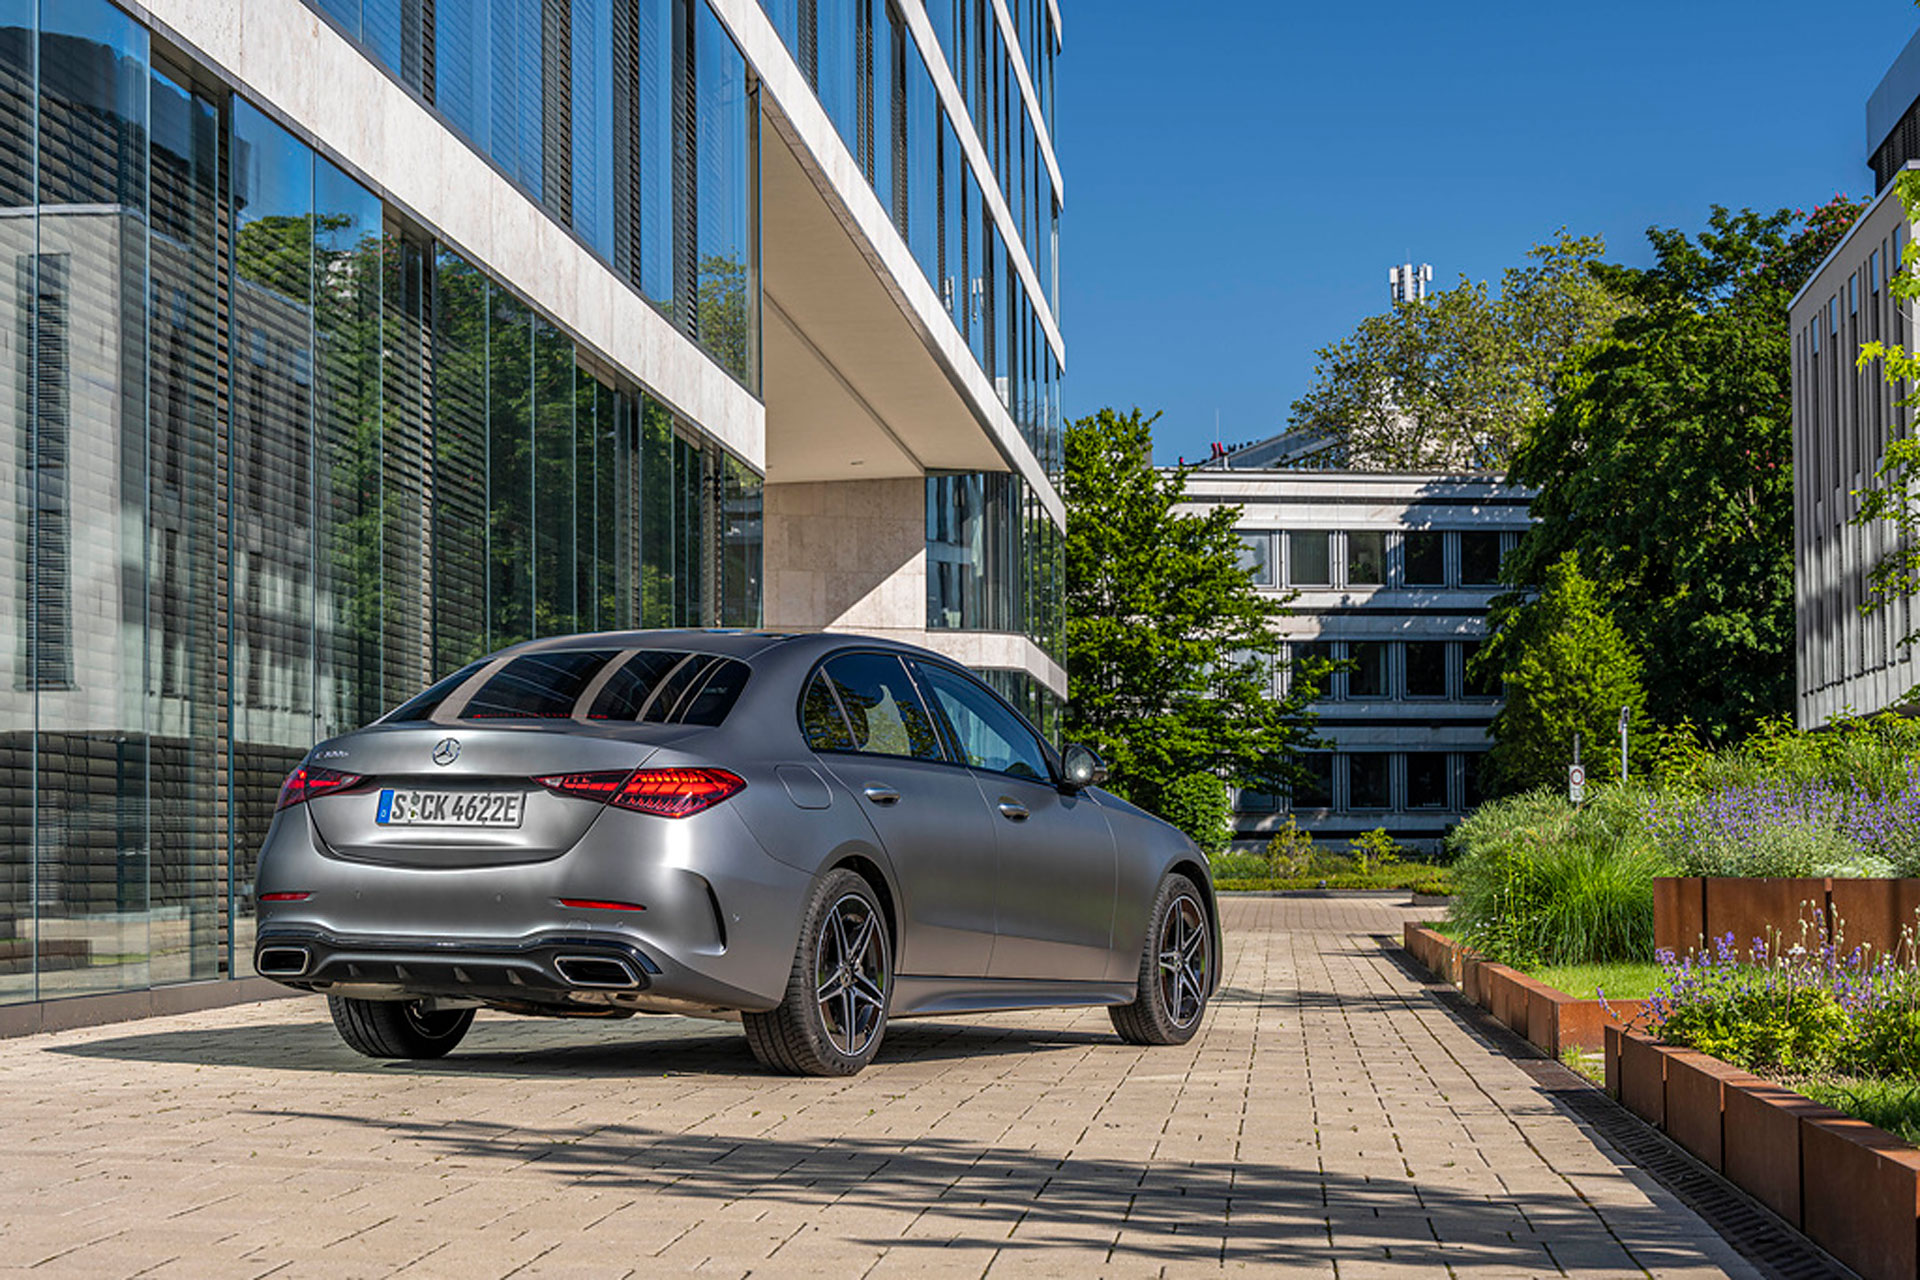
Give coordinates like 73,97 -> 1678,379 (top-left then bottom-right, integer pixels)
1054,1 -> 1920,465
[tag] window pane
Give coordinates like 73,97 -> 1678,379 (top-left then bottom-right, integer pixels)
822,653 -> 945,760
636,0 -> 675,309
387,659 -> 490,721
571,0 -> 614,261
639,395 -> 675,626
313,157 -> 385,736
1349,753 -> 1392,809
431,248 -> 490,670
1407,753 -> 1449,809
532,317 -> 575,636
1348,642 -> 1387,699
905,32 -> 938,285
802,670 -> 856,751
1347,531 -> 1384,585
1460,531 -> 1503,585
1236,531 -> 1272,586
1291,755 -> 1333,810
1463,753 -> 1486,810
489,285 -> 534,646
721,453 -> 763,626
913,661 -> 1048,780
26,0 -> 153,997
1461,639 -> 1501,698
1403,531 -> 1444,586
585,650 -> 680,719
1289,531 -> 1330,585
149,66 -> 224,985
649,654 -> 751,725
1405,641 -> 1448,698
694,3 -> 754,385
1290,640 -> 1336,700
229,97 -> 312,980
461,650 -> 618,718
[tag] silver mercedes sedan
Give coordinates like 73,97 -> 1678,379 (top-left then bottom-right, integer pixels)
253,631 -> 1220,1076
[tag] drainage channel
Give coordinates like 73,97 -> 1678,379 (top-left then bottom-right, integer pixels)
1383,943 -> 1858,1280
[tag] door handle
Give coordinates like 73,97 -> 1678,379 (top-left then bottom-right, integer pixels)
997,800 -> 1030,821
863,785 -> 900,806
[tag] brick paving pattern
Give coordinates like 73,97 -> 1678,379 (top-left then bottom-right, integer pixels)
0,896 -> 1759,1278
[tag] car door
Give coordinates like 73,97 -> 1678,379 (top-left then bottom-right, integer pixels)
805,652 -> 1000,979
908,660 -> 1118,982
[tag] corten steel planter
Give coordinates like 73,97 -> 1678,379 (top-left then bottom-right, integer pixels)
1605,1032 -> 1920,1280
1655,876 -> 1920,966
1801,1114 -> 1920,1280
1723,1076 -> 1839,1228
1400,925 -> 1644,1055
1617,1032 -> 1667,1127
1828,879 -> 1920,965
1660,1049 -> 1751,1172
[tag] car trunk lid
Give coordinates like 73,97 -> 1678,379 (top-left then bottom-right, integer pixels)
302,724 -> 700,867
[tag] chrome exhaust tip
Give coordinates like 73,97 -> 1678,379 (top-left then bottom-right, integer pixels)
256,946 -> 311,978
554,955 -> 641,989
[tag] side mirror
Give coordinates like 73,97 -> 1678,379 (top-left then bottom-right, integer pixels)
1061,743 -> 1108,791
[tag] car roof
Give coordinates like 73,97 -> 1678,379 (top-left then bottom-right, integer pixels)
485,629 -> 954,666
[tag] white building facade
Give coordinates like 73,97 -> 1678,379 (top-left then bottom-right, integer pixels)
1180,468 -> 1531,851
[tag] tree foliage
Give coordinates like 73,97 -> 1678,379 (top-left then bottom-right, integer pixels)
1062,408 -> 1324,818
1479,552 -> 1651,794
1504,199 -> 1865,743
1288,231 -> 1628,470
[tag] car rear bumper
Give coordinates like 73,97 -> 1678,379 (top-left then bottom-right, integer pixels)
256,926 -> 660,996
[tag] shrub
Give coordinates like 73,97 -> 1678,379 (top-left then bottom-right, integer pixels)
1447,784 -> 1666,966
1348,827 -> 1402,872
1159,772 -> 1232,856
1263,817 -> 1316,879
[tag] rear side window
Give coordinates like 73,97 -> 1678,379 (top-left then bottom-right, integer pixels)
462,651 -> 618,719
801,672 -> 855,751
817,653 -> 945,761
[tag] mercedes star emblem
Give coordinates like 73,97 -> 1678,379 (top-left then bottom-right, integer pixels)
432,737 -> 460,767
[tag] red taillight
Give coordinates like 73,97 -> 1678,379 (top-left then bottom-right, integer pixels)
535,767 -> 744,818
260,891 -> 312,902
277,766 -> 363,810
533,770 -> 631,803
558,898 -> 646,911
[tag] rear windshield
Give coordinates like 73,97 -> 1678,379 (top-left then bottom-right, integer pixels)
393,650 -> 750,726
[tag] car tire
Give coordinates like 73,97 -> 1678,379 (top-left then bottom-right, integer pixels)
744,868 -> 893,1076
328,995 -> 476,1059
1110,873 -> 1212,1046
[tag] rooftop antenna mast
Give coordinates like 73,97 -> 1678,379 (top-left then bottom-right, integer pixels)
1389,261 -> 1433,307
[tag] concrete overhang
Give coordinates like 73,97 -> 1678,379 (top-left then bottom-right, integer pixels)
714,0 -> 1064,527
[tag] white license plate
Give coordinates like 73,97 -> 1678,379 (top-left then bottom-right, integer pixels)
376,790 -> 525,828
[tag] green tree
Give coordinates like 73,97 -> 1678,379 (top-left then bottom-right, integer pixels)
1478,552 -> 1650,794
1505,199 -> 1864,742
1158,772 -> 1234,856
1288,231 -> 1627,470
1062,408 -> 1325,819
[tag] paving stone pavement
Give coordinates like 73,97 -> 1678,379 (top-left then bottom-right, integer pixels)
0,896 -> 1763,1279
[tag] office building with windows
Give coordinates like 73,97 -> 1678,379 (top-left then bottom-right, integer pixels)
0,0 -> 1065,1022
1792,28 -> 1920,728
1180,464 -> 1531,851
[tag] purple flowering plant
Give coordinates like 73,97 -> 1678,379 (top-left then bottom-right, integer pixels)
1612,910 -> 1920,1077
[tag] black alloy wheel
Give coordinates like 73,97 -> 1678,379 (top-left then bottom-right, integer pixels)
745,868 -> 893,1076
1111,873 -> 1212,1045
